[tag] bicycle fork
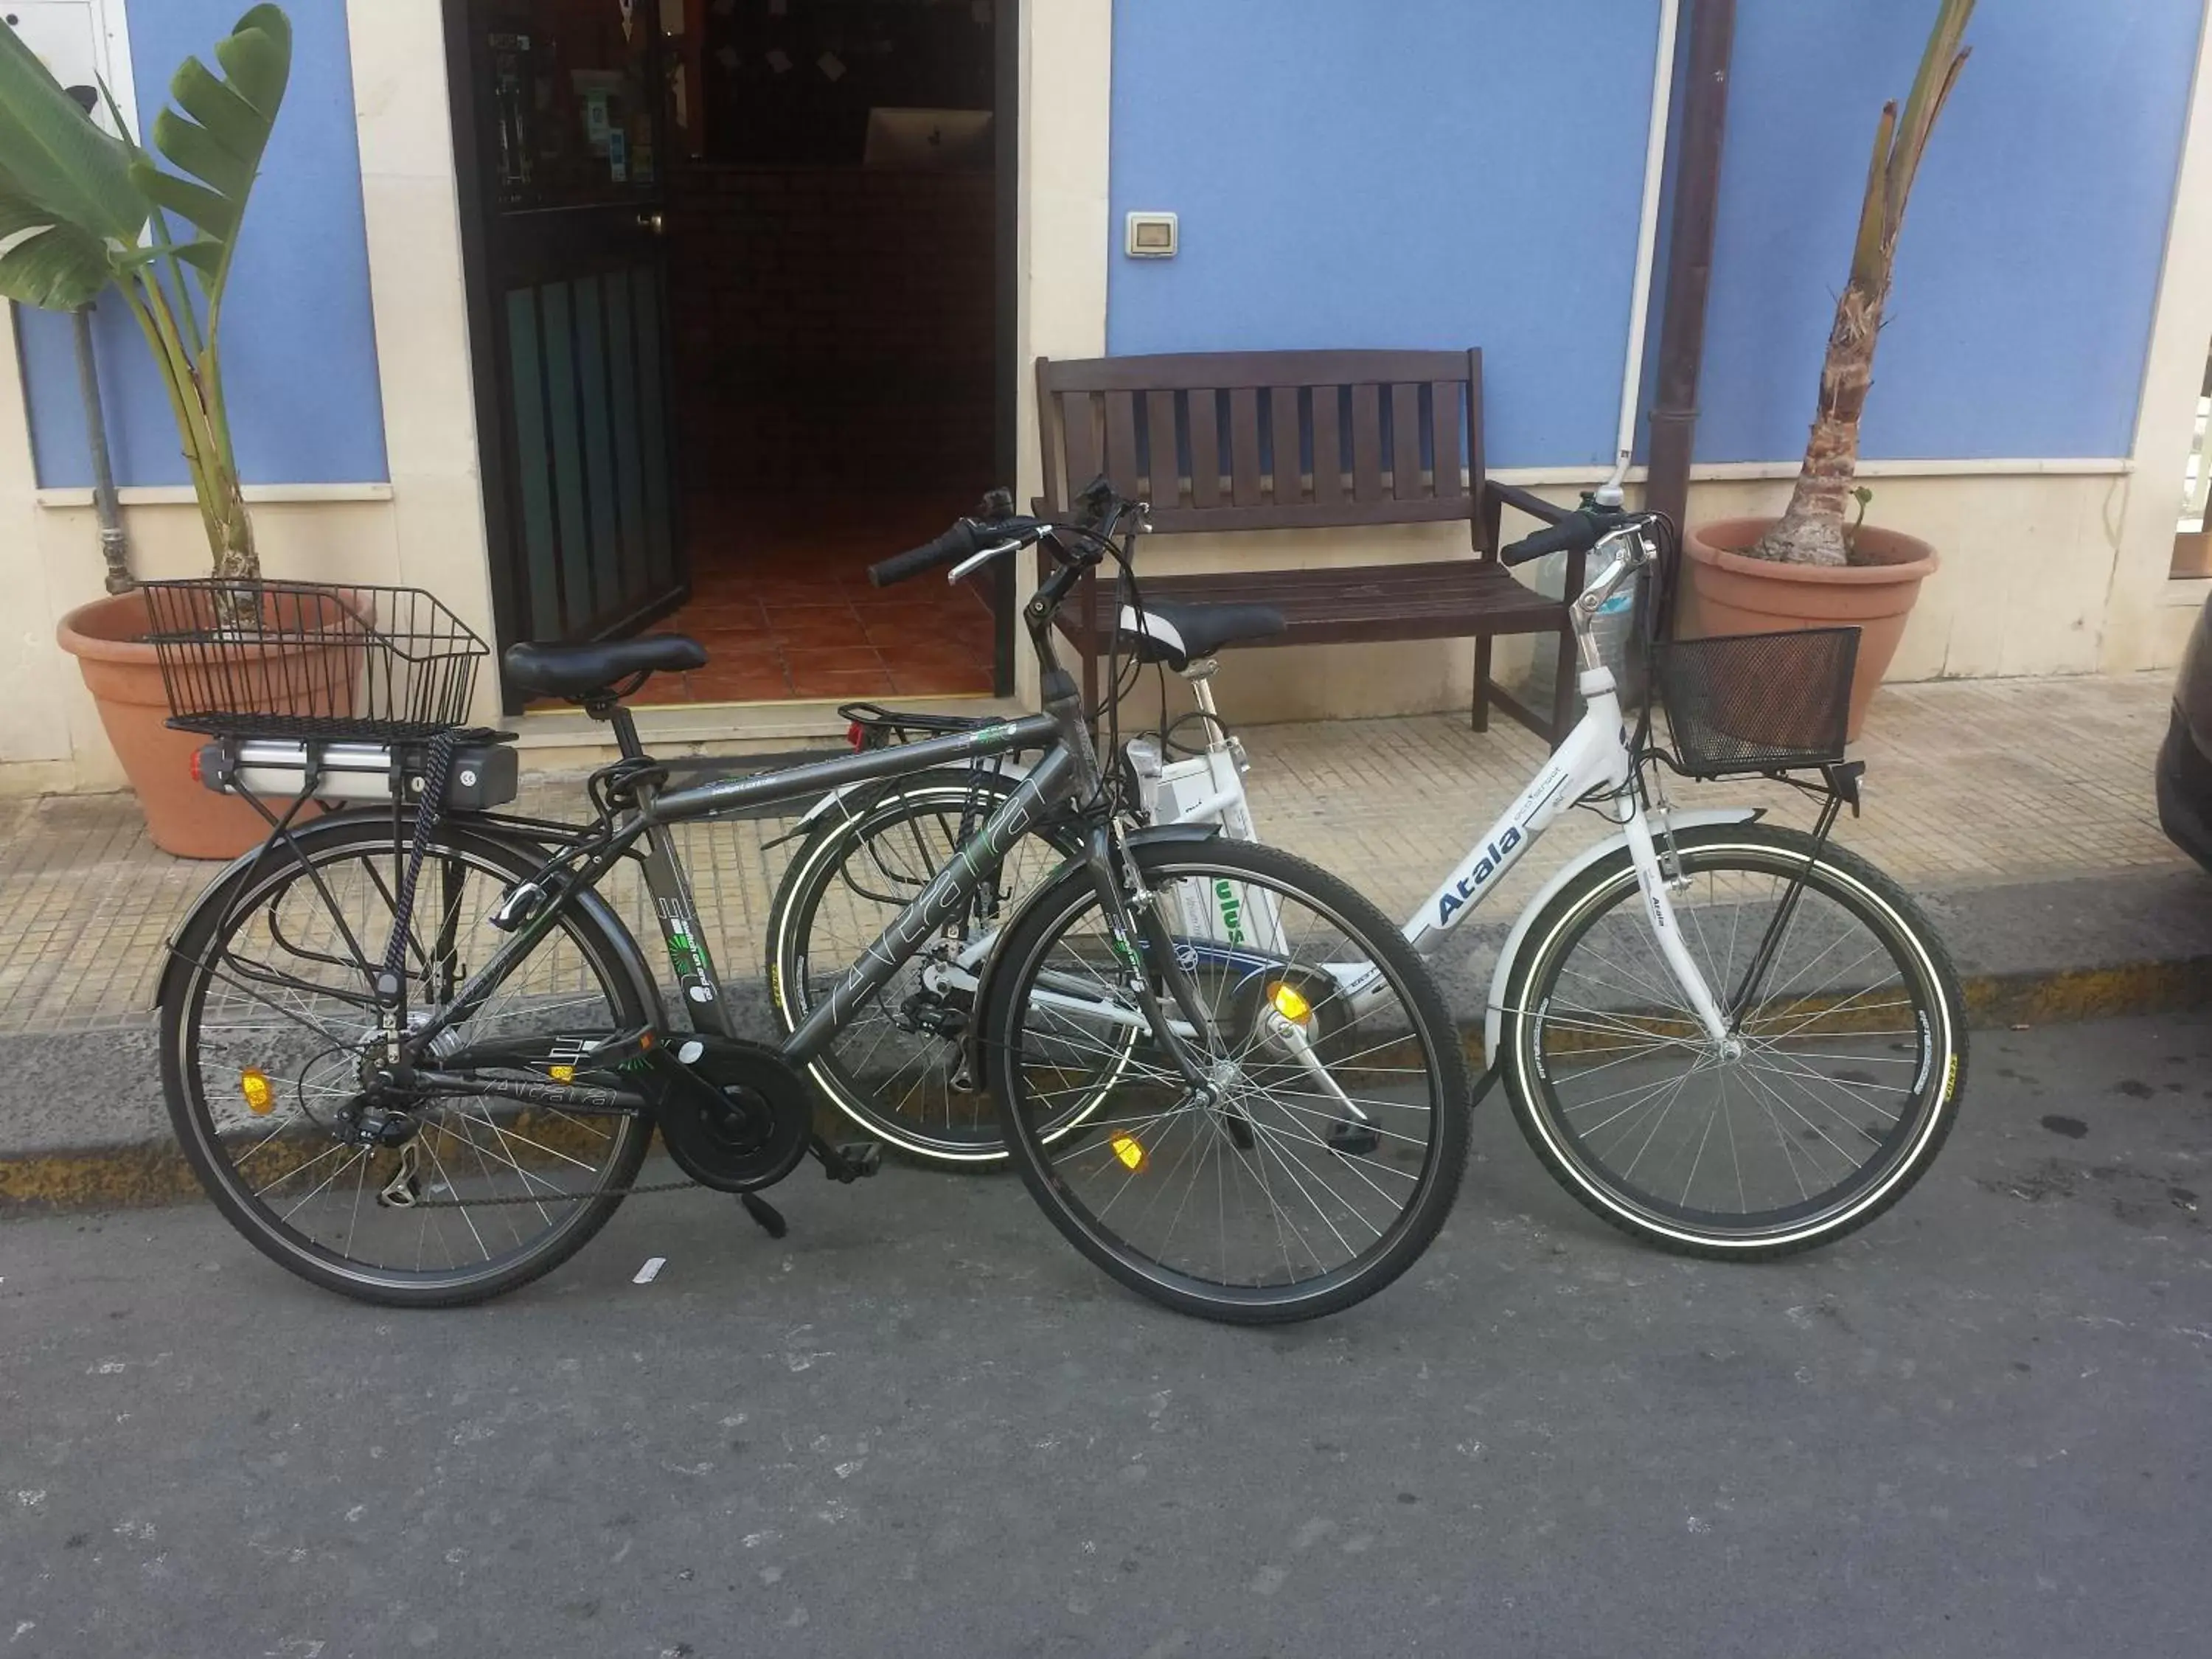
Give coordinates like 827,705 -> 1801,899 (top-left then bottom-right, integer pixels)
1621,807 -> 1735,1051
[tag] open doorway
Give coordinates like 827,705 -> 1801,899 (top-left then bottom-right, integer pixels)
450,0 -> 1013,712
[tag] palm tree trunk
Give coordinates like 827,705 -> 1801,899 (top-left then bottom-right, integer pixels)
1751,278 -> 1886,568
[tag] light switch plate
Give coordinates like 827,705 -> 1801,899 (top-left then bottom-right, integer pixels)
1124,212 -> 1178,258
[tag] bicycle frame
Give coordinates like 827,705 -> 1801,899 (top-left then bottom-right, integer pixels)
386,540 -> 1245,1116
1144,538 -> 1736,1046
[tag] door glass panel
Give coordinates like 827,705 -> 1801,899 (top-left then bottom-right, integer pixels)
574,274 -> 625,619
486,3 -> 660,212
503,288 -> 562,639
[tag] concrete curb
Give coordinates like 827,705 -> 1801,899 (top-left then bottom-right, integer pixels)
7,943 -> 2208,1216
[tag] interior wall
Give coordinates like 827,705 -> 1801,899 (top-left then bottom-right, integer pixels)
665,164 -> 997,505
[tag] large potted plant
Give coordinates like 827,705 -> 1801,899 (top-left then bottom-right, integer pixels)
1677,0 -> 1972,740
1,7 -> 292,856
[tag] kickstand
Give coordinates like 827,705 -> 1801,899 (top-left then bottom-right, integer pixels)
739,1192 -> 787,1238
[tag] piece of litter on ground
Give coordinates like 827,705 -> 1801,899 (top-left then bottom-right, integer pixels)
633,1257 -> 667,1286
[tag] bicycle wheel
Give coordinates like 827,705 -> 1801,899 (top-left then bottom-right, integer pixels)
1499,823 -> 1966,1259
771,768 -> 1095,1165
987,838 -> 1470,1324
160,815 -> 658,1307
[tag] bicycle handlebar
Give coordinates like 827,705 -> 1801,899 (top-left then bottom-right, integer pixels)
1500,509 -> 1617,567
868,521 -> 987,588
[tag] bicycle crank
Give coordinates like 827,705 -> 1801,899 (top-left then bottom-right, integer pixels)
649,1036 -> 813,1194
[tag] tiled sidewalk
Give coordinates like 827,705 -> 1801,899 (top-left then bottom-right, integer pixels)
0,673 -> 2183,1037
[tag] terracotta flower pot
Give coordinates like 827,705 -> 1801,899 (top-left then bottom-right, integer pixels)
55,591 -> 358,860
1676,518 -> 1938,742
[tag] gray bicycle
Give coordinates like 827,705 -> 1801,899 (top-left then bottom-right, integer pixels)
152,495 -> 1469,1323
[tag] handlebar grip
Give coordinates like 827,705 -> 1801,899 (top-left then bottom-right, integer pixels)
1500,509 -> 1606,567
869,521 -> 982,588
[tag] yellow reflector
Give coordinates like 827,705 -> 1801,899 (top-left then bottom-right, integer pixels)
1269,982 -> 1313,1025
549,1065 -> 576,1084
1110,1133 -> 1148,1172
239,1069 -> 274,1115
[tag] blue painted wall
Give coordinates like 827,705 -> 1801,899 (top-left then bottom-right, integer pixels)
1110,0 -> 2202,468
1107,0 -> 1663,470
1696,0 -> 2202,463
16,0 -> 387,488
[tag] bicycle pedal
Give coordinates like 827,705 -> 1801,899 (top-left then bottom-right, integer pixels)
739,1192 -> 788,1238
827,1141 -> 884,1181
1326,1119 -> 1380,1158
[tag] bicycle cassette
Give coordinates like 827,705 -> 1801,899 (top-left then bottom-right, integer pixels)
649,1037 -> 813,1193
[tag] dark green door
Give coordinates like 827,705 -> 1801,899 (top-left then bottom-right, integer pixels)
459,1 -> 684,700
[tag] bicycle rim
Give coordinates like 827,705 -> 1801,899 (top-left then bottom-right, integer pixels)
992,843 -> 1468,1321
773,776 -> 1107,1162
1506,831 -> 1962,1253
166,822 -> 653,1301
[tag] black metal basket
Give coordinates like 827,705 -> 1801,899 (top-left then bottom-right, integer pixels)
141,580 -> 488,741
1655,627 -> 1860,778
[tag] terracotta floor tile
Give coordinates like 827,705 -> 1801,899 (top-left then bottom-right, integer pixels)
782,644 -> 887,675
789,667 -> 899,699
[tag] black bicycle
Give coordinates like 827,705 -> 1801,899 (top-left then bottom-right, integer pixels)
150,495 -> 1470,1323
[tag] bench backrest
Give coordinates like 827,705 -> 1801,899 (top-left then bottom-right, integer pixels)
1035,348 -> 1484,546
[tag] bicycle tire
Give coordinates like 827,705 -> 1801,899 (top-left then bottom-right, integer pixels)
1499,824 -> 1967,1259
987,838 -> 1470,1325
769,768 -> 1096,1166
159,813 -> 658,1307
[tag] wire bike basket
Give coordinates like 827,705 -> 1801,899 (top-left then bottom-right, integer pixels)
1654,626 -> 1860,779
142,580 -> 488,742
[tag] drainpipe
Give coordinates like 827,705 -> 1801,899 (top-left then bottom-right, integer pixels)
1645,0 -> 1737,539
72,302 -> 133,594
1601,0 -> 1683,507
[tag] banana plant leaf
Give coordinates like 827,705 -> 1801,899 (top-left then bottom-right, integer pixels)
130,4 -> 291,305
0,25 -> 148,309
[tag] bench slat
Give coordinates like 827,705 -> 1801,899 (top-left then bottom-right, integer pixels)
1391,383 -> 1423,502
1270,389 -> 1304,508
1189,389 -> 1222,509
1310,386 -> 1343,507
1228,389 -> 1264,507
1091,561 -> 1562,647
1061,392 -> 1100,499
1433,381 -> 1465,502
1351,384 -> 1384,504
1105,390 -> 1141,500
1145,388 -> 1180,507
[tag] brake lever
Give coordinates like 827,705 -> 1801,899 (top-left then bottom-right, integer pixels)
947,535 -> 1020,584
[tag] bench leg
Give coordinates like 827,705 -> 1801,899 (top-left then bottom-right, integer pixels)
1471,636 -> 1492,732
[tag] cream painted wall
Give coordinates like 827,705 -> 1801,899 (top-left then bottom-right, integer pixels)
1,0 -> 2204,795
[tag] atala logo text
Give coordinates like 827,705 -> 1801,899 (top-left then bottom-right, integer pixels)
1436,828 -> 1523,924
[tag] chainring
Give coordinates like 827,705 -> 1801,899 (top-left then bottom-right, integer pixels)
650,1037 -> 813,1193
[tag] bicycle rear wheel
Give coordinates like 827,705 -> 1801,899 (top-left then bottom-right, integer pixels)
987,838 -> 1470,1324
1499,824 -> 1966,1259
159,815 -> 657,1307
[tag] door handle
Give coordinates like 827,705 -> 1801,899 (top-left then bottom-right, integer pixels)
637,210 -> 665,236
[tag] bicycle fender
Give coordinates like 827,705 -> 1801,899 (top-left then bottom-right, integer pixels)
153,813 -> 668,1035
959,821 -> 1226,1082
792,760 -> 1039,833
1481,808 -> 1760,1059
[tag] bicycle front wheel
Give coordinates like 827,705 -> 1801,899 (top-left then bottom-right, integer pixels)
987,839 -> 1470,1325
1500,824 -> 1967,1259
159,815 -> 658,1307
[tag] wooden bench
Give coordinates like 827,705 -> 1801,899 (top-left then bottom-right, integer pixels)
1034,348 -> 1584,742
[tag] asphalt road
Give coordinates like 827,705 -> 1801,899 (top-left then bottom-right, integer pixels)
4,1013 -> 2210,1658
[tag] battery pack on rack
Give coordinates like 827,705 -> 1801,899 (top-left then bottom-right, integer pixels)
196,738 -> 518,811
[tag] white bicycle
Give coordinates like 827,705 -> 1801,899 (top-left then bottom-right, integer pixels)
770,489 -> 1967,1259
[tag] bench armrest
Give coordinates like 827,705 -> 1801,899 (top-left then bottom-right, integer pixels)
1482,479 -> 1571,527
1478,479 -> 1588,600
